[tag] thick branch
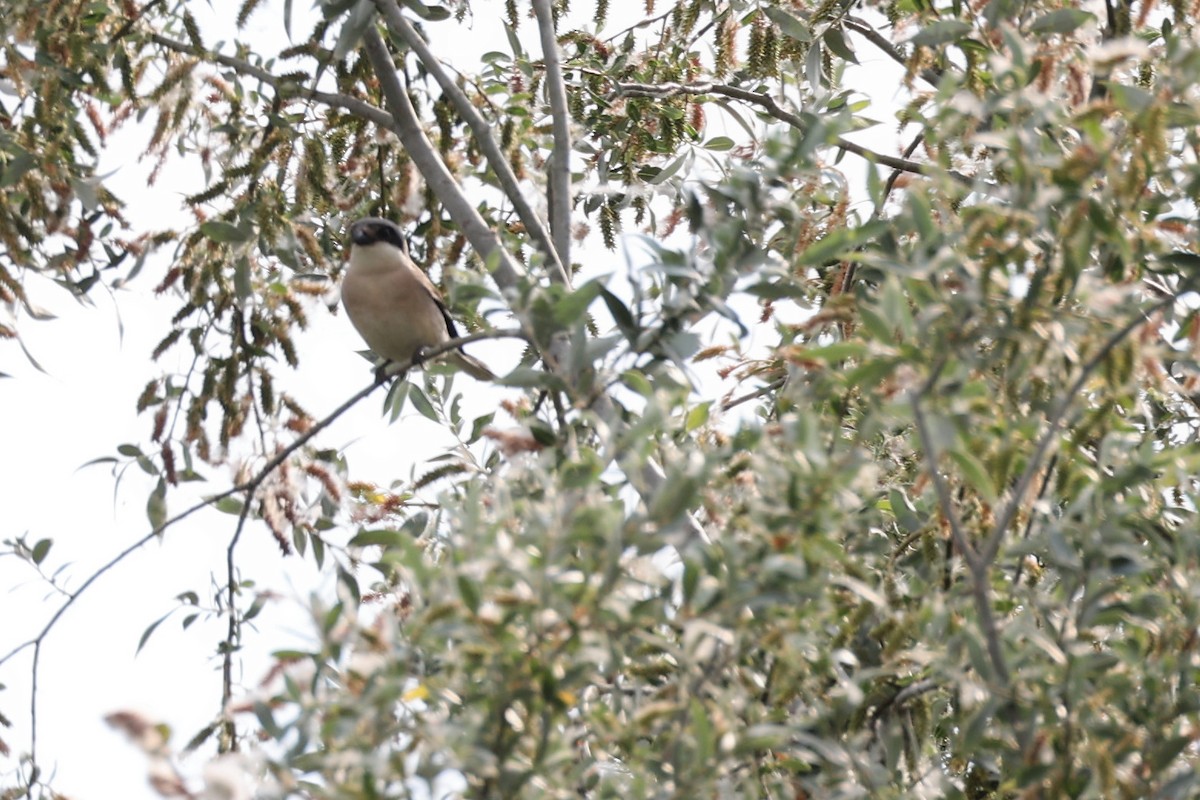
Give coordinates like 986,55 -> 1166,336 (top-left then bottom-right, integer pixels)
361,27 -> 522,290
531,0 -> 573,274
373,0 -> 570,287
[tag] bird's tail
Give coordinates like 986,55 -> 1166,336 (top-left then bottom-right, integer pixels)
448,350 -> 497,382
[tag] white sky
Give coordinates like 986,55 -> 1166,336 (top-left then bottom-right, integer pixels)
0,4 -> 908,797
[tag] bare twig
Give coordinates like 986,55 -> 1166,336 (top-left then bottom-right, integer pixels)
612,79 -> 977,187
843,16 -> 943,87
909,360 -> 1008,686
372,0 -> 570,287
910,390 -> 1009,687
721,377 -> 786,412
3,328 -> 527,759
601,8 -> 674,43
531,0 -> 573,274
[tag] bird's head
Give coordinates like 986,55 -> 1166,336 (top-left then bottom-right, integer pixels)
349,217 -> 406,249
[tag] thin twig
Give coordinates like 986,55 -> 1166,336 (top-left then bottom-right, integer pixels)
601,8 -> 674,43
4,328 -> 526,760
721,377 -> 786,412
843,16 -> 942,87
372,0 -> 570,287
531,0 -> 573,274
910,377 -> 1009,687
150,34 -> 395,130
611,79 -> 978,187
982,293 -> 1180,565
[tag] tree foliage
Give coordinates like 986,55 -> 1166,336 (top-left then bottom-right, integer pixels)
5,0 -> 1200,797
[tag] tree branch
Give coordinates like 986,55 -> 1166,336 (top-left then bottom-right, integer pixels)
721,377 -> 785,412
360,27 -> 525,292
2,328 -> 527,758
372,0 -> 570,287
611,79 -> 976,186
843,16 -> 943,88
150,34 -> 398,130
982,293 -> 1181,565
910,390 -> 1010,688
153,30 -> 525,291
531,0 -> 573,274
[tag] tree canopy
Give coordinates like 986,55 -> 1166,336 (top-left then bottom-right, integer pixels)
5,0 -> 1200,797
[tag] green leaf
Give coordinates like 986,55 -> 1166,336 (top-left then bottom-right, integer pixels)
233,255 -> 252,302
213,496 -> 244,516
458,575 -> 480,613
762,7 -> 811,42
1107,83 -> 1154,113
408,385 -> 439,422
336,565 -> 360,605
909,20 -> 972,47
333,0 -> 376,60
949,448 -> 997,504
147,479 -> 167,532
31,538 -> 51,565
0,151 -> 35,188
822,27 -> 857,64
384,378 -> 410,422
684,402 -> 710,434
643,150 -> 692,185
1028,9 -> 1093,34
553,280 -> 604,326
243,594 -> 267,623
649,468 -> 699,525
349,528 -> 406,548
702,136 -> 735,151
200,220 -> 251,244
136,611 -> 172,654
398,0 -> 450,19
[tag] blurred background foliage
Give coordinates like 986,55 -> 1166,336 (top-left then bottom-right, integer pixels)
5,0 -> 1200,797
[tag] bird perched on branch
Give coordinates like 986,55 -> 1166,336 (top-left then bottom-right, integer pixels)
342,217 -> 495,381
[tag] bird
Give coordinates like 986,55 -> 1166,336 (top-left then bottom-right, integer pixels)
341,217 -> 496,381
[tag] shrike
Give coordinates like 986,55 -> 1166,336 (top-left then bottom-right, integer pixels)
342,217 -> 495,381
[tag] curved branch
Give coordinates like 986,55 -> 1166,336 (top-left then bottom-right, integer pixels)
612,79 -> 978,187
372,0 -> 570,287
982,293 -> 1181,564
1,328 -> 528,756
843,16 -> 943,88
531,0 -> 573,275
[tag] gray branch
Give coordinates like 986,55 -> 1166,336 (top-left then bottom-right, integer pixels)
360,26 -> 522,290
373,0 -> 570,287
531,0 -> 573,275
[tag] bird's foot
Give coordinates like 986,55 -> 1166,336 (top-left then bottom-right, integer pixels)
374,361 -> 407,384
